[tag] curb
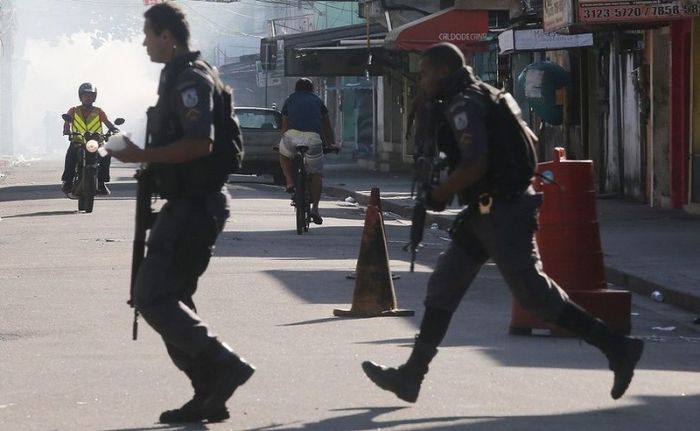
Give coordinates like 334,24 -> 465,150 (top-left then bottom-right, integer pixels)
605,267 -> 700,315
324,186 -> 454,230
325,185 -> 700,315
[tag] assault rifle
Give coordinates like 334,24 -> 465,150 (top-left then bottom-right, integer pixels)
405,155 -> 447,272
129,108 -> 155,341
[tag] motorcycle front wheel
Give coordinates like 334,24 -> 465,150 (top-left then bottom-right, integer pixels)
79,167 -> 97,213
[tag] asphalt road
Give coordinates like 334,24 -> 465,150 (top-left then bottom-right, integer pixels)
1,160 -> 699,431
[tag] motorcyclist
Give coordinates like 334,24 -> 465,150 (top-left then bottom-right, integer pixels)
61,82 -> 119,196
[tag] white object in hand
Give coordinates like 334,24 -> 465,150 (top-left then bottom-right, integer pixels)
98,133 -> 129,157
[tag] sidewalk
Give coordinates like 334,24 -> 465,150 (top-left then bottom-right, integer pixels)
323,162 -> 700,316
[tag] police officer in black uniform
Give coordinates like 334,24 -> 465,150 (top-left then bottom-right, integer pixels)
108,3 -> 253,424
362,43 -> 644,403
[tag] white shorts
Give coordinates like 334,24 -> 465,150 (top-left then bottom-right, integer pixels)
278,129 -> 324,175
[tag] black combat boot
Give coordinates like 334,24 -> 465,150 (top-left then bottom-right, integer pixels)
159,367 -> 218,423
556,302 -> 644,400
199,342 -> 255,421
362,337 -> 438,403
61,181 -> 73,195
97,181 -> 110,195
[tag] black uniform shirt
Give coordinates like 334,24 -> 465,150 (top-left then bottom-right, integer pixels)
154,51 -> 215,145
442,89 -> 489,170
150,51 -> 222,197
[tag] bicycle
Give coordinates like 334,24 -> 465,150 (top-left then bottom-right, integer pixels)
273,143 -> 339,235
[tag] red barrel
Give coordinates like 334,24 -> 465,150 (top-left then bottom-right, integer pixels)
509,147 -> 631,336
534,147 -> 605,292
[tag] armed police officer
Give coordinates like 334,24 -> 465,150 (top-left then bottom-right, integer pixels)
108,3 -> 253,424
362,43 -> 644,403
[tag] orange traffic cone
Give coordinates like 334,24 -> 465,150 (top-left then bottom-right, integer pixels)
334,190 -> 414,318
345,187 -> 400,281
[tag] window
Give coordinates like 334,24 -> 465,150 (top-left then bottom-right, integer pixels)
236,109 -> 282,130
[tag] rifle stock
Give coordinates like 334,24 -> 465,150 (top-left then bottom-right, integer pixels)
129,169 -> 153,340
129,107 -> 154,340
408,201 -> 426,272
406,156 -> 446,272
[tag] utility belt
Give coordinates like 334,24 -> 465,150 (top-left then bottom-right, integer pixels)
464,185 -> 536,215
149,163 -> 224,200
449,188 -> 540,242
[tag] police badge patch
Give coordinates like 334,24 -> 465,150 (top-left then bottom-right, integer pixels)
181,88 -> 199,108
453,112 -> 468,130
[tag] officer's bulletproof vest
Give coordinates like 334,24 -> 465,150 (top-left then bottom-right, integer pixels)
436,67 -> 536,204
148,54 -> 227,198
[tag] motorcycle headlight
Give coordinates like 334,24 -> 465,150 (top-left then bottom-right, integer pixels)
85,140 -> 99,153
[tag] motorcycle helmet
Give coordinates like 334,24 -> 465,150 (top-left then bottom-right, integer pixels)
78,82 -> 97,100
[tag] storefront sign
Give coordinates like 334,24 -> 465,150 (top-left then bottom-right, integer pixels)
578,0 -> 700,24
499,28 -> 593,54
543,0 -> 575,32
385,8 -> 489,51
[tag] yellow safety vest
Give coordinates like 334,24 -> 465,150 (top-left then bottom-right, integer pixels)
72,106 -> 103,135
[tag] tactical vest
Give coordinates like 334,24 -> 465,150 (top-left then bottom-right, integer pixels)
148,53 -> 227,199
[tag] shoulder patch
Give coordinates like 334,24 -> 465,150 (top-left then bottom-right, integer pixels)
452,111 -> 468,130
181,88 -> 199,108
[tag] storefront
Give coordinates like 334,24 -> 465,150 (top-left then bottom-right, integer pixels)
544,0 -> 700,209
380,6 -> 503,169
260,23 -> 389,160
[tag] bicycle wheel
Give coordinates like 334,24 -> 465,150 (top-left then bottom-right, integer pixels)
303,177 -> 311,232
294,155 -> 306,235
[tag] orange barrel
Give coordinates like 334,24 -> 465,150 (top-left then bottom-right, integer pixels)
533,147 -> 605,291
509,147 -> 631,336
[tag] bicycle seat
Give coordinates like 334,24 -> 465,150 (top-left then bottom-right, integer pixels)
296,145 -> 309,153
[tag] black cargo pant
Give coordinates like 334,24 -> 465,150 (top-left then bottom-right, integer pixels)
61,143 -> 111,183
132,189 -> 230,371
425,188 -> 570,322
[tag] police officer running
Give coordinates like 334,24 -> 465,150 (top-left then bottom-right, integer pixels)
61,82 -> 119,195
107,3 -> 254,424
362,43 -> 644,403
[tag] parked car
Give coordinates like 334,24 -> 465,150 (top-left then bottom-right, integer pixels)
234,107 -> 284,184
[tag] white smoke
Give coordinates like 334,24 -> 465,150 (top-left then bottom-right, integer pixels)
17,32 -> 160,157
7,0 -> 276,157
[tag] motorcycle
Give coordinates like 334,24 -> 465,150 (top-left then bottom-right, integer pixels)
62,114 -> 125,213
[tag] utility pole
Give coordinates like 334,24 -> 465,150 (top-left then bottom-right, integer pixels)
0,0 -> 15,156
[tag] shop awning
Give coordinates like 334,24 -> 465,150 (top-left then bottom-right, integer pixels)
260,23 -> 388,77
384,8 -> 489,52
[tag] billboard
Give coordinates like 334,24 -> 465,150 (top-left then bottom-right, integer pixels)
578,0 -> 700,24
544,0 -> 575,32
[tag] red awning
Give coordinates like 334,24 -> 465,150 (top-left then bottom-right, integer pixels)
385,8 -> 489,52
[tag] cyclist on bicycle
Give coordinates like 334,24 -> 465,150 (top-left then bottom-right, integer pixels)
278,78 -> 337,225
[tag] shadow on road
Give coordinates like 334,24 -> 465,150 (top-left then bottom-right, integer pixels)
247,394 -> 699,431
100,424 -> 208,431
0,210 -> 76,218
248,406 -> 480,431
0,182 -> 138,202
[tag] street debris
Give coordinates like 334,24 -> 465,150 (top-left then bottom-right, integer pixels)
651,326 -> 676,331
650,291 -> 664,302
430,223 -> 439,230
338,196 -> 358,207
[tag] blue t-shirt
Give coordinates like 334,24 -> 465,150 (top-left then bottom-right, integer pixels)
281,91 -> 328,135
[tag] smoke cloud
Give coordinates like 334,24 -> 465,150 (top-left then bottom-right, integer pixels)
20,32 -> 159,156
